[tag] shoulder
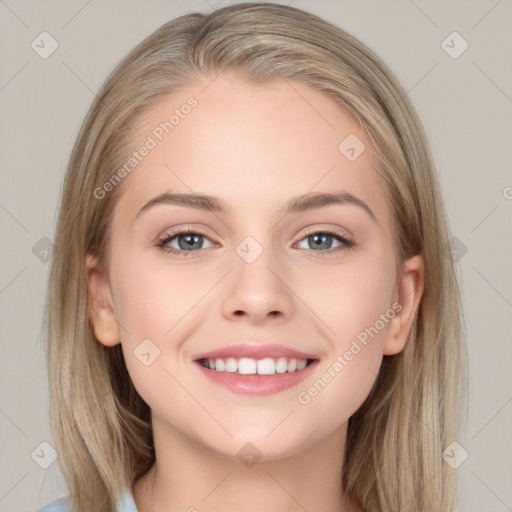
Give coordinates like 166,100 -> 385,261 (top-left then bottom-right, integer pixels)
35,496 -> 71,512
35,488 -> 137,512
35,487 -> 137,512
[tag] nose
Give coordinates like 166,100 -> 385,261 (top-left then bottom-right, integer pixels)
220,248 -> 295,325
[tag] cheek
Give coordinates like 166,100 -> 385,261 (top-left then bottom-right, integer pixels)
294,258 -> 394,416
299,256 -> 395,347
109,252 -> 209,397
111,252 -> 211,343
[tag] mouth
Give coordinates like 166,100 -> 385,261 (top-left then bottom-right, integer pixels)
192,343 -> 319,395
197,356 -> 316,375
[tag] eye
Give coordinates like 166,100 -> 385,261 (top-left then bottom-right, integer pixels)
156,227 -> 355,257
296,228 -> 355,254
156,228 -> 215,256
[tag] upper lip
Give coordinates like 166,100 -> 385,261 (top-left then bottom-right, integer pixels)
193,343 -> 318,361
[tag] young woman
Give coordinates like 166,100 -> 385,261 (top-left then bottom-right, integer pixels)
38,3 -> 467,511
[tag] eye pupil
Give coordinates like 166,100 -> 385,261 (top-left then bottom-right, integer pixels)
179,233 -> 202,250
309,233 -> 332,250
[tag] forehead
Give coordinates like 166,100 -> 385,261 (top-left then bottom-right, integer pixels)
113,74 -> 390,225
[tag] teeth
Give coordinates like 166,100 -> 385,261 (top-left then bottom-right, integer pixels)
275,357 -> 288,374
239,358 -> 256,375
202,356 -> 310,374
225,357 -> 237,372
257,357 -> 275,375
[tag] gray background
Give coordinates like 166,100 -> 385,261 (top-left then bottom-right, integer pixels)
1,1 -> 511,511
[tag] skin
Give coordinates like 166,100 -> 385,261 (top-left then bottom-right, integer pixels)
86,73 -> 424,512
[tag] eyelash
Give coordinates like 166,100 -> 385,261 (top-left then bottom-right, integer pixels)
155,227 -> 355,257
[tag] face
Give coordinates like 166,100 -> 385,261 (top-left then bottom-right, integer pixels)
86,73 -> 423,461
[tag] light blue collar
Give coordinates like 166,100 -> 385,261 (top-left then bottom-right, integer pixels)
119,486 -> 138,511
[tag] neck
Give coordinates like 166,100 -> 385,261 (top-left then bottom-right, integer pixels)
132,417 -> 361,512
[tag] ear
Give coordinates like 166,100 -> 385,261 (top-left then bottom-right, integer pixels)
85,253 -> 120,347
383,254 -> 424,356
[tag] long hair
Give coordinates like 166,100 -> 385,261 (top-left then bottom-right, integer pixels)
43,3 -> 468,511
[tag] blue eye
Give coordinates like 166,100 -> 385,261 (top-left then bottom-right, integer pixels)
296,229 -> 355,253
157,230 -> 215,255
156,228 -> 354,256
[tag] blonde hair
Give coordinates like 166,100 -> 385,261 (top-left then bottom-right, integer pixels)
44,3 -> 468,511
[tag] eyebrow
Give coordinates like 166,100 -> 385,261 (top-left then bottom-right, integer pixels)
133,189 -> 377,223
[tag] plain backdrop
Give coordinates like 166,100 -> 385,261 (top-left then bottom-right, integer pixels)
1,1 -> 511,511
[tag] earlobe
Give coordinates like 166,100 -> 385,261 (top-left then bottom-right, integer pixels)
383,254 -> 425,356
85,254 -> 121,347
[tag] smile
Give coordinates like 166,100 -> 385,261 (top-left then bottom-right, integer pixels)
192,343 -> 319,395
199,356 -> 311,375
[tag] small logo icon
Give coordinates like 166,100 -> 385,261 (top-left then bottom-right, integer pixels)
441,31 -> 468,59
32,237 -> 54,263
237,442 -> 263,468
338,134 -> 365,162
134,338 -> 161,366
446,237 -> 468,262
31,441 -> 58,469
236,236 -> 263,264
31,32 -> 59,59
441,441 -> 469,469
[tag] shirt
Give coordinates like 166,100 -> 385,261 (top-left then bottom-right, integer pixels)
36,487 -> 138,512
37,487 -> 379,511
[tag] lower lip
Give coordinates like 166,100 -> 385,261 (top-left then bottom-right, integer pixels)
194,360 -> 319,396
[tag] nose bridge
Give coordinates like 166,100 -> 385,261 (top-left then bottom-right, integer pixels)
234,232 -> 283,293
220,232 -> 294,322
